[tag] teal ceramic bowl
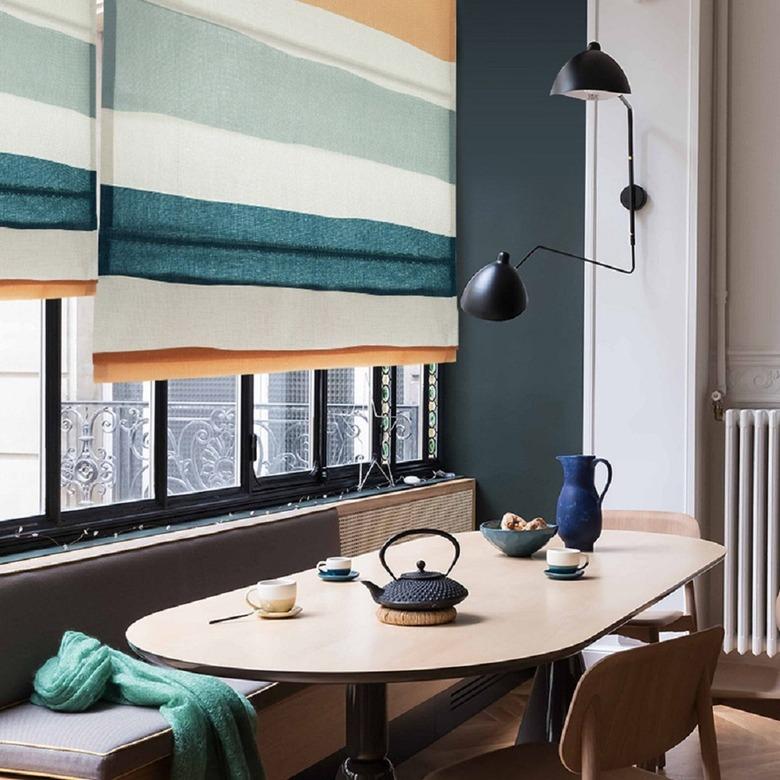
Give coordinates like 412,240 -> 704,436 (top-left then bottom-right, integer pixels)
479,520 -> 558,558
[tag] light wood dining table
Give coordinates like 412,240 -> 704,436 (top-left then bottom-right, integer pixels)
127,529 -> 724,779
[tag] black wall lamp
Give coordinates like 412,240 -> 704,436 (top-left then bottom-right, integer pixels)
461,42 -> 648,322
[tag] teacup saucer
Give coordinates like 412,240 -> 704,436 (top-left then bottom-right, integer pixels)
544,568 -> 585,581
256,605 -> 302,619
318,569 -> 360,582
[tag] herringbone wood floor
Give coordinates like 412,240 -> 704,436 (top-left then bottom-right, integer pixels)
397,681 -> 780,779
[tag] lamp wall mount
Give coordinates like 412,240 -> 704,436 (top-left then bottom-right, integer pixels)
621,185 -> 647,211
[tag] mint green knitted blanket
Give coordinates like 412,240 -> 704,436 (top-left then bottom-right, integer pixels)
31,631 -> 264,780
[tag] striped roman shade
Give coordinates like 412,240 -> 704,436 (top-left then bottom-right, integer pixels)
0,0 -> 97,299
94,0 -> 457,382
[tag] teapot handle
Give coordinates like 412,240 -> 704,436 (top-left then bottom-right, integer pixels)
379,528 -> 461,581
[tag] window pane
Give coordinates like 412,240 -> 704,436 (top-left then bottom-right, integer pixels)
168,376 -> 239,495
327,367 -> 372,467
61,299 -> 152,509
395,365 -> 424,462
0,300 -> 43,520
254,371 -> 313,477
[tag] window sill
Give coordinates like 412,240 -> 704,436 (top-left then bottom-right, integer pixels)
0,476 -> 474,576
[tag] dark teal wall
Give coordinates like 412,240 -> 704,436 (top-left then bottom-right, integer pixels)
442,0 -> 585,524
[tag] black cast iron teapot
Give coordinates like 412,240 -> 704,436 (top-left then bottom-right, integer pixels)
362,528 -> 469,610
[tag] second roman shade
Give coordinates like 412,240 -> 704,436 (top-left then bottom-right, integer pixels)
94,0 -> 457,382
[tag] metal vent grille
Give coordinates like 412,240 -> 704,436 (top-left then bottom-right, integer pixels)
338,484 -> 474,557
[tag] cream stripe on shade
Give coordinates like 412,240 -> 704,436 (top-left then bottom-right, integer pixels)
0,92 -> 95,171
144,0 -> 455,108
0,229 -> 97,280
102,110 -> 455,237
0,0 -> 95,42
93,277 -> 458,355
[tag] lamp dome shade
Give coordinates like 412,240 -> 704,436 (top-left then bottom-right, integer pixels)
550,41 -> 630,101
460,251 -> 528,321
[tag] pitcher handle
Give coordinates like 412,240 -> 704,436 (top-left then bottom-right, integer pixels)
594,458 -> 613,503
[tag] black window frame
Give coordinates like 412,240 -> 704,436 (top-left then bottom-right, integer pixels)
0,299 -> 442,554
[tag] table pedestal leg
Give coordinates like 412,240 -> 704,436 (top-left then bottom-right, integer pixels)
516,654 -> 586,744
339,682 -> 395,780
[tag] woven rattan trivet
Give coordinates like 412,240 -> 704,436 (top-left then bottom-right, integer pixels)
376,606 -> 457,626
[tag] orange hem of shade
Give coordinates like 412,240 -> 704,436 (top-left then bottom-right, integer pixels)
93,346 -> 457,382
0,280 -> 96,300
299,0 -> 455,62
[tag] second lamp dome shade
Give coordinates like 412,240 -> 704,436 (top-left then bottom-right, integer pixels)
550,41 -> 631,101
460,252 -> 528,321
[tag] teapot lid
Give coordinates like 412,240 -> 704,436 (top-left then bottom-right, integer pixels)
398,560 -> 443,580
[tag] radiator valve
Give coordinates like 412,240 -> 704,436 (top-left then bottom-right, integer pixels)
711,390 -> 724,422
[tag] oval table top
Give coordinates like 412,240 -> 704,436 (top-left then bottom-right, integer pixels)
126,529 -> 724,684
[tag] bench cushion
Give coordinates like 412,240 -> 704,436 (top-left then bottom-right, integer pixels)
0,678 -> 271,780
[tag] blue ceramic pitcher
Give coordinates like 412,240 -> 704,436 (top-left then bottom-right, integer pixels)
555,455 -> 613,552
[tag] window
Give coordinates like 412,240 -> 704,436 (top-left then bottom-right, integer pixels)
0,298 -> 441,553
60,299 -> 152,509
327,367 -> 372,467
168,376 -> 239,495
395,365 -> 424,463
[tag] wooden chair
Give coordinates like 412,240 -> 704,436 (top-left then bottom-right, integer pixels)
425,627 -> 724,780
603,510 -> 700,643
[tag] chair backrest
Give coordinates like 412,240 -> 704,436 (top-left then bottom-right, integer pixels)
602,509 -> 700,539
559,627 -> 723,774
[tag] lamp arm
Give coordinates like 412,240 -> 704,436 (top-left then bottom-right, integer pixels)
515,242 -> 635,274
619,95 -> 637,255
516,96 -> 638,275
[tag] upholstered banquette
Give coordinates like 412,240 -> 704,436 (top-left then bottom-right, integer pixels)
0,509 -> 340,780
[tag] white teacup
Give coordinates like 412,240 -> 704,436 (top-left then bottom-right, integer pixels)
317,556 -> 352,575
254,577 -> 297,613
546,548 -> 589,571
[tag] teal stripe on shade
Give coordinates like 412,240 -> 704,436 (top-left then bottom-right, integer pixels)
0,11 -> 95,117
0,153 -> 96,230
99,186 -> 455,297
103,0 -> 454,183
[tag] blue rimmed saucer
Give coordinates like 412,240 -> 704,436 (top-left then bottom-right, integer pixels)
318,570 -> 360,582
544,568 -> 586,581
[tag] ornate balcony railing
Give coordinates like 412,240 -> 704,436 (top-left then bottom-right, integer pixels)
60,400 -> 421,508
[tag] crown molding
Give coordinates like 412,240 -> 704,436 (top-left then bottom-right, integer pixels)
726,350 -> 780,405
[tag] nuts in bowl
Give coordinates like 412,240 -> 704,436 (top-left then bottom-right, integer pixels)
500,513 -> 549,532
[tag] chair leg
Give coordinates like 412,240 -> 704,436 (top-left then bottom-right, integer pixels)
696,678 -> 722,780
646,627 -> 662,771
685,580 -> 699,632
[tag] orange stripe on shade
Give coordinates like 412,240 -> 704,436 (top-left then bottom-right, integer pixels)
0,280 -> 96,300
299,0 -> 455,62
93,345 -> 457,383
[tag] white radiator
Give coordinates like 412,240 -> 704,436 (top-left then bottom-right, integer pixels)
724,409 -> 780,656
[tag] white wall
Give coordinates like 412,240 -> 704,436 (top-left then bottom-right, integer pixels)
722,0 -> 780,399
585,0 -> 712,517
703,0 -> 780,642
